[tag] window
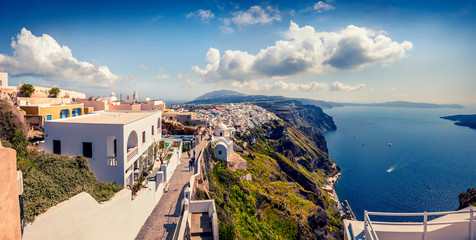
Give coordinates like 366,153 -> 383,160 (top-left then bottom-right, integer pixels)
218,151 -> 222,155
46,114 -> 52,121
151,125 -> 154,135
60,109 -> 69,118
142,131 -> 146,143
72,108 -> 82,117
113,139 -> 117,157
53,140 -> 61,154
83,142 -> 92,158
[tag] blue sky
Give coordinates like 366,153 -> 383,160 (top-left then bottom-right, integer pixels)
0,0 -> 475,105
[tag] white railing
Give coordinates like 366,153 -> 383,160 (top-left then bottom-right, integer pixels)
106,156 -> 118,167
127,147 -> 138,162
364,210 -> 380,240
364,208 -> 475,240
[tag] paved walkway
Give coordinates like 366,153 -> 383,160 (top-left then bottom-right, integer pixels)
135,136 -> 210,240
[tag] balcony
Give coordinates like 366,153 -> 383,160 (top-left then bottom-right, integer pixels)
127,147 -> 138,162
107,156 -> 118,167
344,206 -> 476,240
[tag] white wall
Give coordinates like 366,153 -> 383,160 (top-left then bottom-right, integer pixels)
44,122 -> 125,185
123,112 -> 162,185
44,111 -> 162,186
22,146 -> 181,240
22,180 -> 164,240
0,72 -> 8,87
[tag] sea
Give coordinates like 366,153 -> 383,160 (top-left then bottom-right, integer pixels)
323,106 -> 476,221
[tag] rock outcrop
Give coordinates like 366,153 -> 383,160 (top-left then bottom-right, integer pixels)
458,188 -> 476,209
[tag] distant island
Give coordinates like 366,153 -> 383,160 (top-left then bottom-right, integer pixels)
441,114 -> 476,129
340,101 -> 464,109
188,90 -> 464,109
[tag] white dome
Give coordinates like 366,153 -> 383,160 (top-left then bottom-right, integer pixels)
144,97 -> 151,101
216,122 -> 227,130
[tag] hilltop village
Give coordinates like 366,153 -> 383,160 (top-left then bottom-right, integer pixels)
1,72 -> 347,240
4,71 -> 474,240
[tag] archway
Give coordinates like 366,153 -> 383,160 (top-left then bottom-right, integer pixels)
127,131 -> 138,151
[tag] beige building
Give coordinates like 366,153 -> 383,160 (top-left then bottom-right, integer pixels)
0,72 -> 8,87
20,103 -> 84,128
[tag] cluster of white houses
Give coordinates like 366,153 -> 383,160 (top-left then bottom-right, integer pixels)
44,110 -> 165,188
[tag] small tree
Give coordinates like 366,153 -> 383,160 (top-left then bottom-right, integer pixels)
49,87 -> 60,98
11,130 -> 28,159
19,84 -> 35,97
156,140 -> 170,164
185,120 -> 191,126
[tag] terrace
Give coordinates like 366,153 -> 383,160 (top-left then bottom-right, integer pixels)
344,206 -> 476,240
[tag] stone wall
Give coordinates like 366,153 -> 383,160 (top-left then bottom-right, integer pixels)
0,143 -> 21,240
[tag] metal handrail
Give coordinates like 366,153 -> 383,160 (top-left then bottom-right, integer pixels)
363,208 -> 474,240
364,210 -> 380,240
368,209 -> 474,216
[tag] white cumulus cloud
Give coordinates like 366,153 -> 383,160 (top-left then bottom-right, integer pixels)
0,28 -> 119,87
193,21 -> 412,82
139,64 -> 149,70
186,9 -> 215,23
265,81 -> 328,91
152,74 -> 169,82
231,6 -> 281,26
176,73 -> 191,79
186,79 -> 197,86
329,81 -> 365,91
313,0 -> 335,12
231,81 -> 262,91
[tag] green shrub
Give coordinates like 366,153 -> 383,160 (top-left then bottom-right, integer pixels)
20,153 -> 121,223
91,182 -> 123,202
182,144 -> 189,152
0,101 -> 24,141
1,138 -> 13,148
219,223 -> 236,240
11,130 -> 28,159
196,187 -> 206,200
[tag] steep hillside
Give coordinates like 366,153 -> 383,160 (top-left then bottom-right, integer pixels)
441,114 -> 476,129
255,100 -> 336,154
187,90 -> 338,109
202,120 -> 343,240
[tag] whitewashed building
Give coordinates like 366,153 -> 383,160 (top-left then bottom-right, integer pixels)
212,122 -> 233,162
44,110 -> 162,187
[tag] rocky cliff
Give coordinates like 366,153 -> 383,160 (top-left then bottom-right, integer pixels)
204,119 -> 343,240
441,114 -> 476,129
255,100 -> 336,164
458,188 -> 476,209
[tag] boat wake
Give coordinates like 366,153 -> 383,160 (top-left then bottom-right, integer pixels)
386,166 -> 396,173
386,161 -> 408,173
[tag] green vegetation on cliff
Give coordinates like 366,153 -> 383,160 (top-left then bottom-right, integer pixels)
203,120 -> 343,240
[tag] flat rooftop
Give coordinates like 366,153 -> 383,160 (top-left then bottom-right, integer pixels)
50,111 -> 159,124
